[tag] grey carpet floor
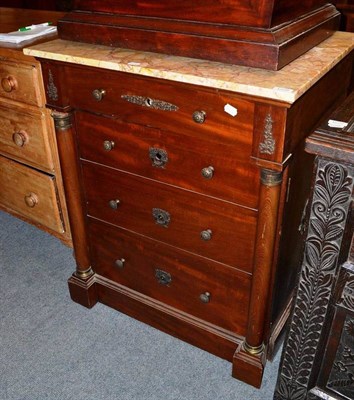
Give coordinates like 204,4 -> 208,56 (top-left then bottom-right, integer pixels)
0,210 -> 280,400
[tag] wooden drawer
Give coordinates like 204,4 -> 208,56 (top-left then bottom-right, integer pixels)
88,217 -> 251,334
76,111 -> 259,208
0,60 -> 43,107
67,66 -> 255,146
0,100 -> 54,172
82,161 -> 257,273
0,156 -> 64,233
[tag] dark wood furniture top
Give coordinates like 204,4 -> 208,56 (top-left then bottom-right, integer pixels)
274,91 -> 354,400
57,1 -> 340,70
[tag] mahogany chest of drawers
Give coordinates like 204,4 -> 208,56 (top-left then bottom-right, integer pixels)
0,8 -> 71,245
25,33 -> 354,388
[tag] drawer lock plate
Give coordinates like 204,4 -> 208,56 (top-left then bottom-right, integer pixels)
155,269 -> 172,286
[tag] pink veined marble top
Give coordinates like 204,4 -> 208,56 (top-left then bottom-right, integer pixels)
24,31 -> 354,104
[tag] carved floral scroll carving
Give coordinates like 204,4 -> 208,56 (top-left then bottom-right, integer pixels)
274,160 -> 354,400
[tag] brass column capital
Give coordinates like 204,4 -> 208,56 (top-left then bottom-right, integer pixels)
260,168 -> 283,187
51,111 -> 72,131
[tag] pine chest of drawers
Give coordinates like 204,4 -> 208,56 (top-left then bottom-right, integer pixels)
25,33 -> 354,388
0,8 -> 71,245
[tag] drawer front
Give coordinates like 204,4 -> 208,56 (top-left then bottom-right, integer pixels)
82,161 -> 257,273
67,66 -> 255,146
0,101 -> 54,171
0,156 -> 64,233
88,217 -> 250,334
77,111 -> 260,208
0,61 -> 43,107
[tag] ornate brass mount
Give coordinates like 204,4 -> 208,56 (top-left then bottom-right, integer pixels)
121,94 -> 178,112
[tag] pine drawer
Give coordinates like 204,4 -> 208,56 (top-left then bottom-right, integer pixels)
0,100 -> 54,172
0,156 -> 64,233
0,60 -> 43,107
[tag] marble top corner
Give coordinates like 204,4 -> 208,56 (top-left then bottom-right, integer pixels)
24,32 -> 354,104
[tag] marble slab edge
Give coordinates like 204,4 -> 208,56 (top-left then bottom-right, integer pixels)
24,32 -> 354,104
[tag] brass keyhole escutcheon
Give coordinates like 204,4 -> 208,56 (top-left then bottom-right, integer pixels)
152,208 -> 171,227
149,147 -> 168,168
155,269 -> 172,286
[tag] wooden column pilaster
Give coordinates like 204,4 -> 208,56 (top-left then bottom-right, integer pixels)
233,168 -> 283,387
52,111 -> 97,308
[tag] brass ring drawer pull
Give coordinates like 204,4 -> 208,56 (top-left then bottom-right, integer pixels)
192,110 -> 206,124
12,130 -> 29,147
109,199 -> 120,210
201,166 -> 214,179
103,140 -> 115,151
114,258 -> 125,269
24,192 -> 38,208
92,88 -> 106,101
1,75 -> 18,93
200,229 -> 212,241
149,147 -> 168,168
155,269 -> 172,286
152,208 -> 170,227
200,292 -> 211,303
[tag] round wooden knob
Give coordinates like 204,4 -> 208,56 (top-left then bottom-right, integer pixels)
12,130 -> 29,147
24,192 -> 38,208
1,76 -> 18,93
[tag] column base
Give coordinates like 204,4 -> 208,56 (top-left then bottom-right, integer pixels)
68,272 -> 98,309
232,342 -> 266,388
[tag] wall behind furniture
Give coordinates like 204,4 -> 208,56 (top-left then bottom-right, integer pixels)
0,0 -> 73,10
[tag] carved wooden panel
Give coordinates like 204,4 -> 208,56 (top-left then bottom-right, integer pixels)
274,159 -> 354,400
327,315 -> 354,399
